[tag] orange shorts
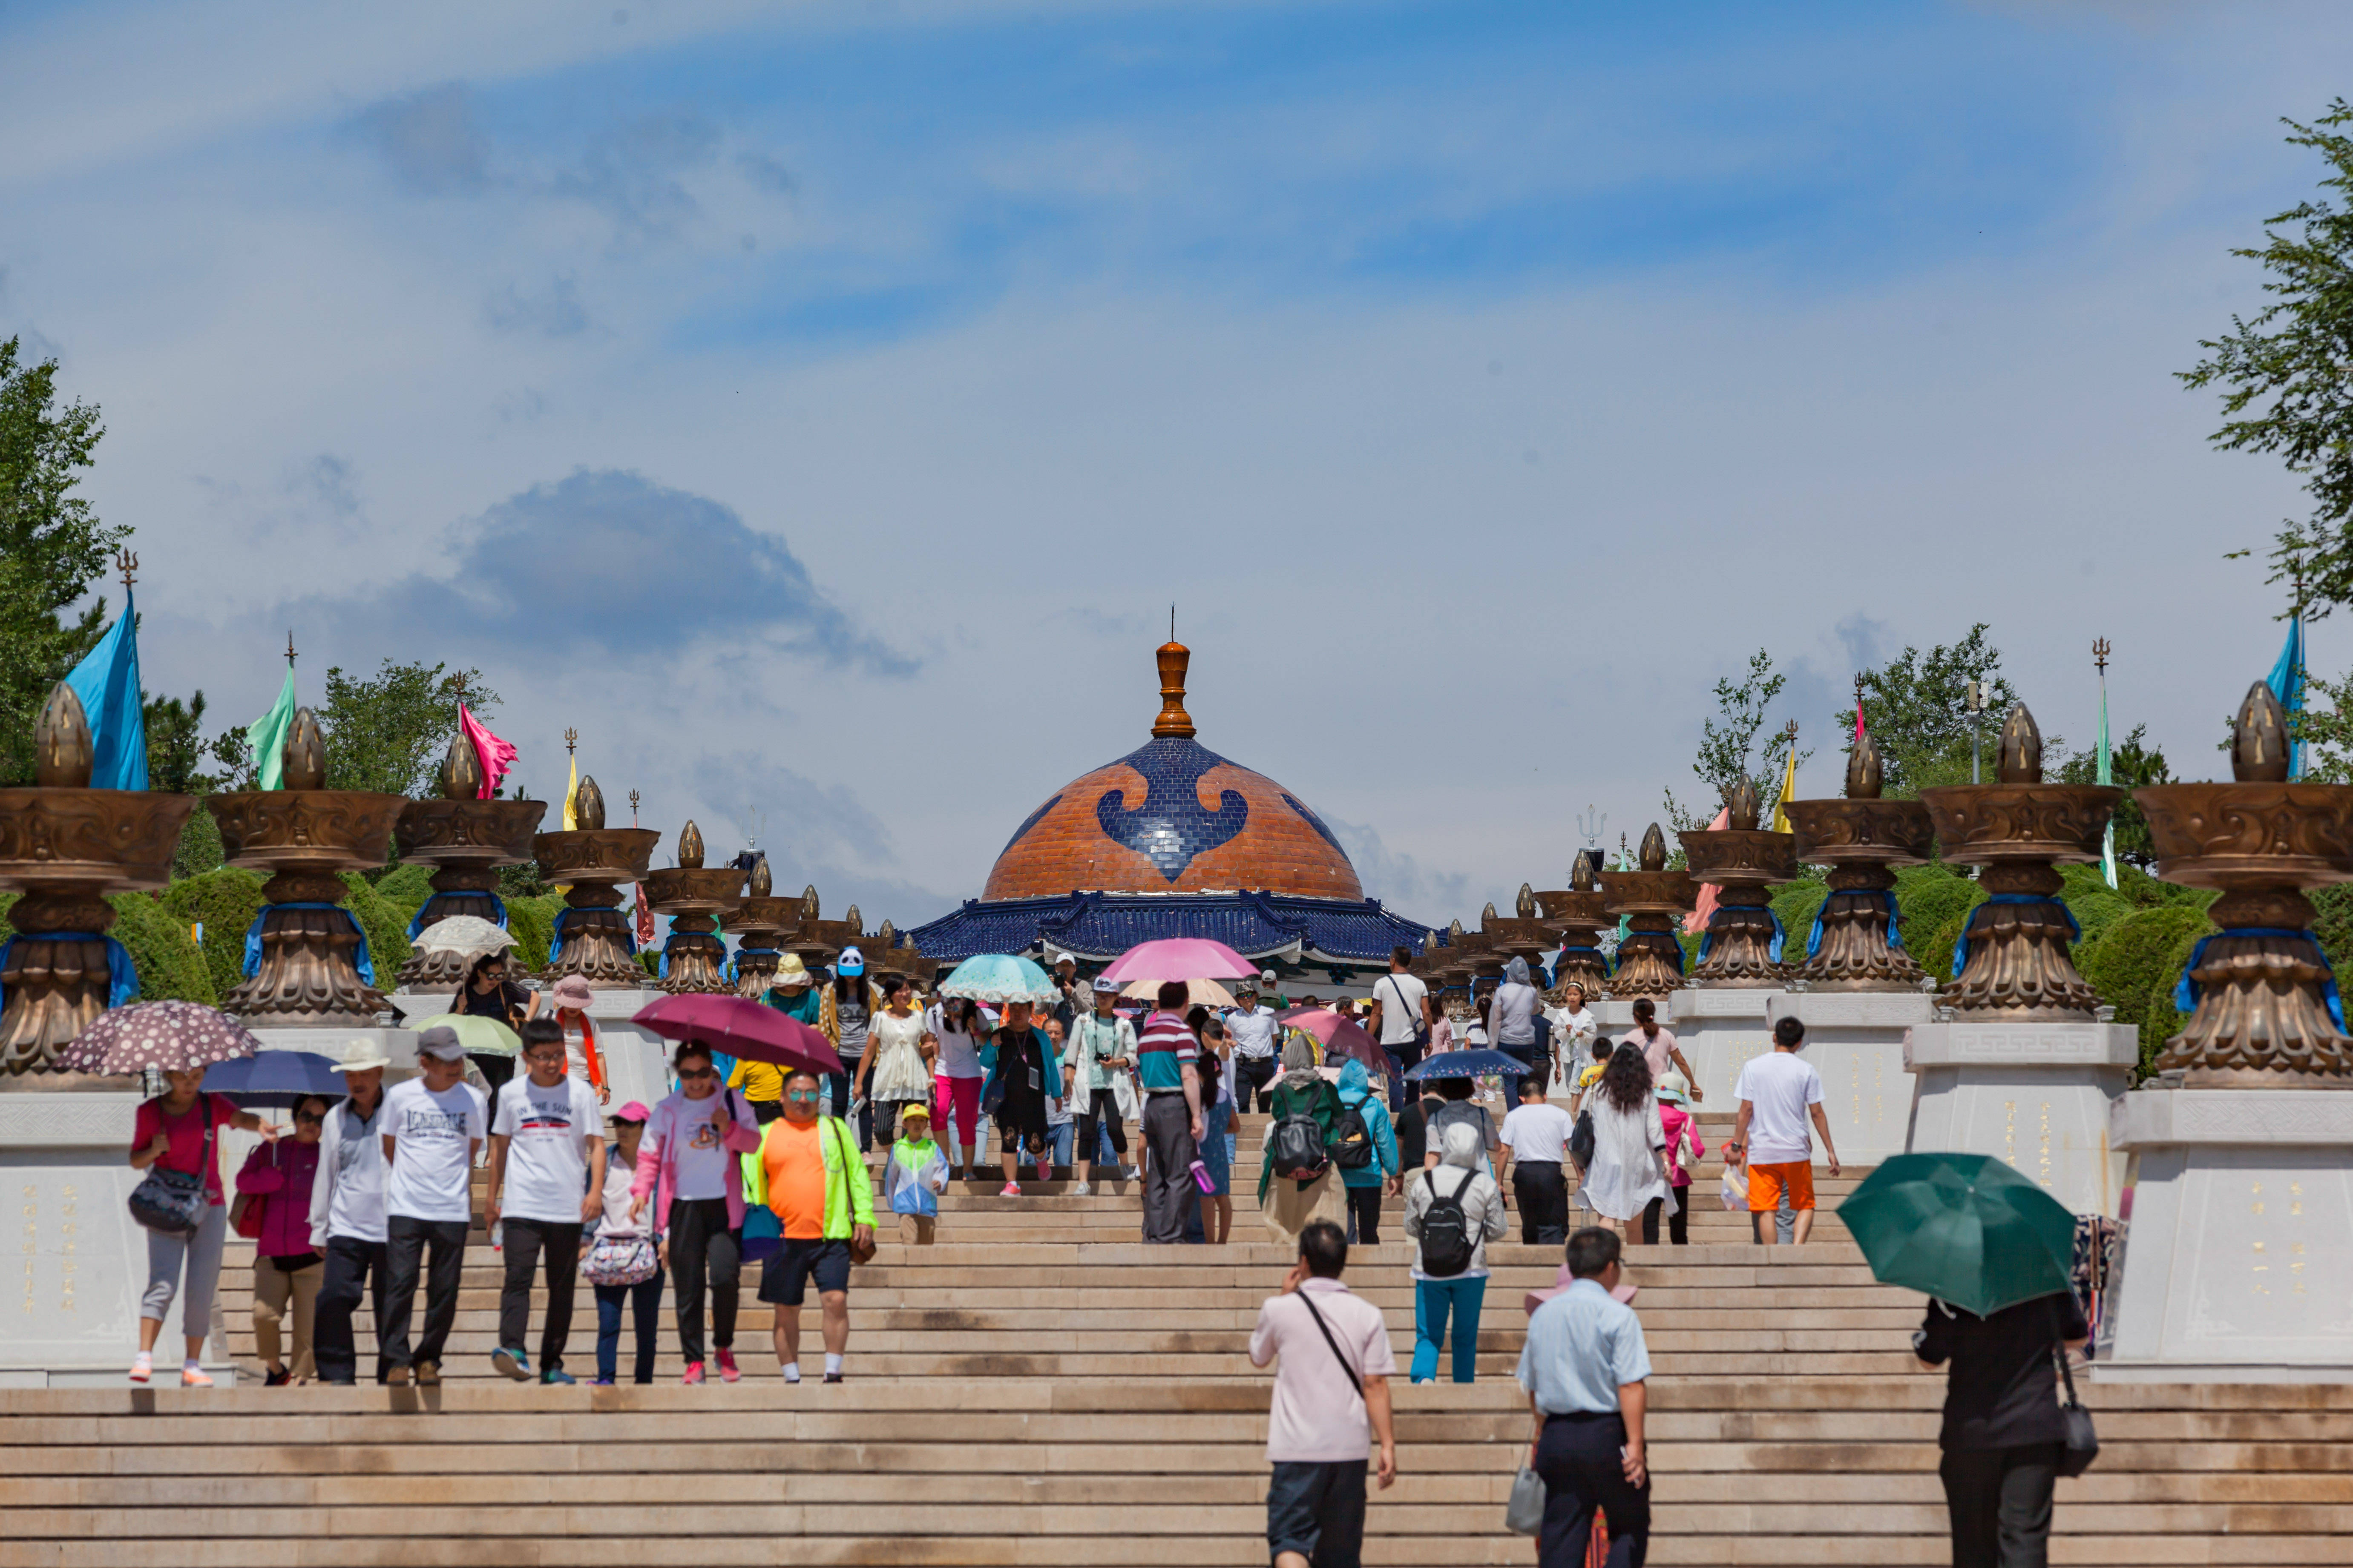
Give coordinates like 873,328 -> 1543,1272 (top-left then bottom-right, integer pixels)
1747,1160 -> 1815,1212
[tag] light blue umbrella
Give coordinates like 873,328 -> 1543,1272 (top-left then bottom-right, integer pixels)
938,953 -> 1059,1005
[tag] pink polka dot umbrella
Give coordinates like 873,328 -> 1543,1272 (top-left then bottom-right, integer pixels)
55,1001 -> 264,1077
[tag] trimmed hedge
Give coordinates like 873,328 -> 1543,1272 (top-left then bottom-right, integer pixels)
338,872 -> 414,983
1894,866 -> 1983,961
505,893 -> 567,978
372,863 -> 437,924
1770,877 -> 1830,959
2075,904 -> 2217,1079
155,868 -> 269,1003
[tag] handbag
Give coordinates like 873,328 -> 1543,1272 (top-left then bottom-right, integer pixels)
1568,1108 -> 1596,1168
582,1234 -> 658,1287
229,1139 -> 279,1240
2051,1296 -> 2099,1477
1385,975 -> 1432,1055
836,1118 -> 877,1264
127,1105 -> 215,1237
1504,1464 -> 1546,1536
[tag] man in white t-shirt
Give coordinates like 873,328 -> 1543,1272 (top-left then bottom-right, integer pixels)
1727,1016 -> 1841,1247
1364,946 -> 1434,1106
487,1019 -> 607,1384
378,1026 -> 489,1384
1499,1077 -> 1576,1246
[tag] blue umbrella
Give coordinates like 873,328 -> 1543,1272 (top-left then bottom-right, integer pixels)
200,1050 -> 344,1108
937,953 -> 1059,1005
1404,1048 -> 1528,1081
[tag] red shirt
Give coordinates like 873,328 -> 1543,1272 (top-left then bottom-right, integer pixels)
132,1093 -> 238,1206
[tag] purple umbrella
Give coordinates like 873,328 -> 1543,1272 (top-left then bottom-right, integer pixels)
56,1002 -> 262,1077
632,994 -> 844,1075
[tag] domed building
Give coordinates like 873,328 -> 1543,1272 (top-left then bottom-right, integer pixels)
908,638 -> 1433,990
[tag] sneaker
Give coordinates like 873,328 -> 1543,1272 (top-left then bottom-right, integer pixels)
128,1353 -> 151,1385
1121,1165 -> 1143,1182
1069,1181 -> 1091,1197
180,1365 -> 214,1389
540,1367 -> 575,1386
682,1361 -> 706,1386
999,1182 -> 1021,1197
386,1365 -> 411,1387
589,1378 -> 615,1387
264,1366 -> 290,1388
716,1348 -> 740,1383
415,1361 -> 442,1387
823,1372 -> 845,1384
492,1347 -> 532,1381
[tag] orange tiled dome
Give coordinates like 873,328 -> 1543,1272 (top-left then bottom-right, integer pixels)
981,641 -> 1363,902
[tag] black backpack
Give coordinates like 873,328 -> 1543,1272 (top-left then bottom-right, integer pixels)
1417,1169 -> 1475,1277
1332,1093 -> 1375,1171
1270,1085 -> 1331,1179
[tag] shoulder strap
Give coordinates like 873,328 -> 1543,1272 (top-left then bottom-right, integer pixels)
2050,1295 -> 2085,1410
1295,1289 -> 1363,1400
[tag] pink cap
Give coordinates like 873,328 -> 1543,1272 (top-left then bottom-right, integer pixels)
613,1101 -> 653,1123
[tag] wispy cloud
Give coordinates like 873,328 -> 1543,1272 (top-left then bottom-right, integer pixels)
352,81 -> 490,195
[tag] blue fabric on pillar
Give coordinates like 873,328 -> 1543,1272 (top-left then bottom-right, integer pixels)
407,893 -> 508,942
0,933 -> 138,1017
243,903 -> 374,988
2173,928 -> 2345,1029
725,946 -> 780,984
1806,890 -> 1904,961
1697,909 -> 1784,965
548,907 -> 637,967
1949,895 -> 2077,979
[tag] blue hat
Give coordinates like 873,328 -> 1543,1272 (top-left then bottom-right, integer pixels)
837,946 -> 865,976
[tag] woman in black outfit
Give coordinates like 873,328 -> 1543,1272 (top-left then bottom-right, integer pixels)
453,952 -> 541,1101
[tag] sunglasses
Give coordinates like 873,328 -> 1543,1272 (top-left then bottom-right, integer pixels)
294,1110 -> 324,1123
785,1090 -> 819,1104
678,1067 -> 717,1082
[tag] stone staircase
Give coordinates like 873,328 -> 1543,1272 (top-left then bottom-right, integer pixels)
1,1105 -> 2346,1565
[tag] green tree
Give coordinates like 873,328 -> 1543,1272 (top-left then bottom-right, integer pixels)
2056,724 -> 2175,867
0,338 -> 121,783
319,659 -> 495,799
1663,649 -> 1813,830
1834,625 -> 2021,797
2181,101 -> 2353,616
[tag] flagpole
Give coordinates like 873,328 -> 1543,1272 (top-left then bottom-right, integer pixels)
2094,638 -> 2117,889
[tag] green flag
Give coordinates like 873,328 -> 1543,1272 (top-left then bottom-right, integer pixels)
250,669 -> 296,790
2097,679 -> 2117,889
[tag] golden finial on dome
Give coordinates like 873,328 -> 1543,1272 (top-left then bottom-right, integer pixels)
1152,610 -> 1195,739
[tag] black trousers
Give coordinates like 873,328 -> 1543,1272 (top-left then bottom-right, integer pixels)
1140,1094 -> 1198,1244
1496,1045 -> 1534,1109
1939,1443 -> 2061,1568
312,1235 -> 390,1385
1640,1194 -> 1690,1246
382,1216 -> 468,1370
666,1197 -> 740,1362
1344,1182 -> 1384,1246
470,1053 -> 515,1100
1235,1056 -> 1279,1114
499,1218 -> 583,1370
1074,1088 -> 1128,1162
1535,1410 -> 1649,1568
1515,1161 -> 1570,1246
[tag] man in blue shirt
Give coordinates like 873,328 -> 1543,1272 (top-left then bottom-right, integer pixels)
1517,1227 -> 1651,1566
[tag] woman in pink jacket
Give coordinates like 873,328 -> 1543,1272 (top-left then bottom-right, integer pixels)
236,1094 -> 329,1384
1643,1070 -> 1707,1246
630,1041 -> 762,1384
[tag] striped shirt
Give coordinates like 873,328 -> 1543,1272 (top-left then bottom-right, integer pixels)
1135,1010 -> 1197,1094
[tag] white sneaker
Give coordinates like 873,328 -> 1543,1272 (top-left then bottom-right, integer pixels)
1070,1181 -> 1091,1196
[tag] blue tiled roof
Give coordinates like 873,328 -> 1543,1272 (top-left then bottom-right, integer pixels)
906,890 -> 1435,965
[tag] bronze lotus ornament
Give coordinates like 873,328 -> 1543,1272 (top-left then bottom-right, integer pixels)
1598,823 -> 1697,1000
644,819 -> 745,994
390,733 -> 547,989
1781,727 -> 1936,991
1680,782 -> 1799,989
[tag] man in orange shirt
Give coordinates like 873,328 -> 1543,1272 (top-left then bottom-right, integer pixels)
757,1068 -> 875,1383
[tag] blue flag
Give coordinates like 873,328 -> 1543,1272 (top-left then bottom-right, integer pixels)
61,587 -> 147,791
2268,614 -> 2306,782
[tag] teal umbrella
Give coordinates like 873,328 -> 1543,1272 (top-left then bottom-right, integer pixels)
936,953 -> 1059,1006
1837,1152 -> 2076,1317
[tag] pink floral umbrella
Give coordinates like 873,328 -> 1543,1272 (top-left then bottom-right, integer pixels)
56,1002 -> 262,1077
1096,938 -> 1256,986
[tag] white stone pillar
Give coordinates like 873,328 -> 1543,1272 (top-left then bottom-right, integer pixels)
1901,1019 -> 2137,1217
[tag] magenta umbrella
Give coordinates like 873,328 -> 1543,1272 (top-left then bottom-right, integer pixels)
1096,937 -> 1256,986
632,994 -> 844,1075
1274,1007 -> 1385,1075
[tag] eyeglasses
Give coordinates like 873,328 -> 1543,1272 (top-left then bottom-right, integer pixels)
678,1068 -> 717,1082
293,1110 -> 324,1123
785,1090 -> 819,1104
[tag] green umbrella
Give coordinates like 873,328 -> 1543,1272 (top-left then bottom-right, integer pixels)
1837,1152 -> 2076,1317
434,1013 -> 521,1059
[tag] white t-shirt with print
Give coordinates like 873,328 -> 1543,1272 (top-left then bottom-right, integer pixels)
492,1074 -> 603,1224
1734,1050 -> 1824,1166
382,1078 -> 488,1223
1373,973 -> 1428,1047
669,1093 -> 738,1200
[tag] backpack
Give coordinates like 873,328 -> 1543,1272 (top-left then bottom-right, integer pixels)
1417,1169 -> 1475,1277
1269,1086 -> 1331,1179
1332,1093 -> 1375,1171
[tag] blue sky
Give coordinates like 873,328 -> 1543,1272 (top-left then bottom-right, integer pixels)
4,1 -> 2349,925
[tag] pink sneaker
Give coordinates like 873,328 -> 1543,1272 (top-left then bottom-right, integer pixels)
716,1348 -> 740,1384
682,1361 -> 706,1386
128,1353 -> 151,1385
1000,1182 -> 1021,1197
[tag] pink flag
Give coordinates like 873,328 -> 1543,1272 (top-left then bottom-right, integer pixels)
1683,806 -> 1732,935
1855,695 -> 1867,744
457,702 -> 516,799
634,881 -> 656,947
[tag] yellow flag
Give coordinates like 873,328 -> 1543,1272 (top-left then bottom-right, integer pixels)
1769,747 -> 1799,834
555,756 -> 579,894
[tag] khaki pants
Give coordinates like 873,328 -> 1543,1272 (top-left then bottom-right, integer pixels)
897,1215 -> 935,1246
253,1260 -> 323,1380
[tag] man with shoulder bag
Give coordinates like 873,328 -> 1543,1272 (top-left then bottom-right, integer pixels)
1363,946 -> 1433,1109
1248,1219 -> 1398,1568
